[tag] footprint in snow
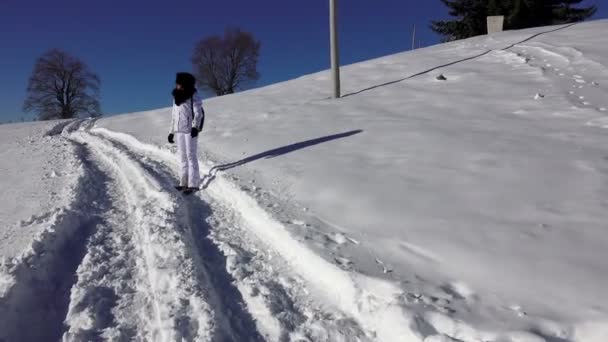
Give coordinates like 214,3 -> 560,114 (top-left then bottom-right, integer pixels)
334,256 -> 353,270
325,232 -> 349,245
346,236 -> 360,245
507,305 -> 528,317
513,109 -> 528,115
19,210 -> 59,227
441,281 -> 476,300
374,258 -> 393,274
289,220 -> 309,227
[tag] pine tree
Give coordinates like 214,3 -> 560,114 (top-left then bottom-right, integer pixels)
488,0 -> 508,16
550,0 -> 597,24
430,0 -> 489,41
431,0 -> 598,41
506,0 -> 530,29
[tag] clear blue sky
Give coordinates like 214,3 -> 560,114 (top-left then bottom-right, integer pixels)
0,0 -> 605,121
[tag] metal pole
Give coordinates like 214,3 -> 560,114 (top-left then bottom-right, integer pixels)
330,0 -> 341,98
411,24 -> 416,50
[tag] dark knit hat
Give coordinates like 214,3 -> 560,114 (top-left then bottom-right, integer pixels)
175,72 -> 196,88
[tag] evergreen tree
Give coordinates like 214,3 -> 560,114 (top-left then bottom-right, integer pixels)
431,0 -> 598,41
430,0 -> 489,41
506,0 -> 531,29
488,0 -> 508,16
551,0 -> 597,24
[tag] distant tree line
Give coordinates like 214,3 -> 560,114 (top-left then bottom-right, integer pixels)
432,0 -> 598,41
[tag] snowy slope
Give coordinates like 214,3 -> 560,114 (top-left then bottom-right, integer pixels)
2,20 -> 608,342
0,120 -> 78,258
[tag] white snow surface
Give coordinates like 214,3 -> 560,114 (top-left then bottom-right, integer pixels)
1,20 -> 608,342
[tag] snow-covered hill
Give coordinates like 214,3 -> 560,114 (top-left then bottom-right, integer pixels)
1,20 -> 608,342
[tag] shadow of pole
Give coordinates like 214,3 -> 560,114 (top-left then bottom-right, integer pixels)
201,129 -> 363,189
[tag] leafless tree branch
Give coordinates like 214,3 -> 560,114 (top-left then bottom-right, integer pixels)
192,28 -> 261,96
23,49 -> 102,120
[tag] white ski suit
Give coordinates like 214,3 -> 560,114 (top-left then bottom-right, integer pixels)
169,94 -> 205,188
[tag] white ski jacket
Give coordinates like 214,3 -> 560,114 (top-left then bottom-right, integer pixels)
169,94 -> 204,134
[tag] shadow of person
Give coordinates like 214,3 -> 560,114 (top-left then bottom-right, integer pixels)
201,129 -> 363,189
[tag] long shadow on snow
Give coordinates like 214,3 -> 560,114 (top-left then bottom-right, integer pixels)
0,141 -> 114,342
201,129 -> 363,188
94,134 -> 265,342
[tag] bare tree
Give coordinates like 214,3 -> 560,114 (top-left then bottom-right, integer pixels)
192,28 -> 261,96
23,49 -> 101,120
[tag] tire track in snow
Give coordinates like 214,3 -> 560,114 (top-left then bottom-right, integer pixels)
66,124 -> 264,341
92,128 -> 426,342
97,127 -> 575,342
93,128 -> 565,342
0,139 -> 106,342
82,130 -> 266,342
89,129 -> 376,341
61,146 -> 144,340
65,129 -> 216,341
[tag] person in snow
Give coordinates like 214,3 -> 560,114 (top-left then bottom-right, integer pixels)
168,72 -> 205,194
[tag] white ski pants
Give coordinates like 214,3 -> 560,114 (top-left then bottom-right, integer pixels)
176,133 -> 200,188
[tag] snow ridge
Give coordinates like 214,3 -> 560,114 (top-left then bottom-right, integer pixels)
64,128 -> 215,341
92,127 -> 480,342
0,134 -> 104,341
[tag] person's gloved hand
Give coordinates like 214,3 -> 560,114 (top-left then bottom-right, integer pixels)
191,127 -> 199,138
168,133 -> 174,144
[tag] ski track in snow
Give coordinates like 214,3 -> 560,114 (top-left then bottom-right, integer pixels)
64,123 -> 260,342
86,125 -> 579,342
0,113 -> 589,341
88,126 -> 396,342
0,119 -> 388,342
0,125 -> 102,341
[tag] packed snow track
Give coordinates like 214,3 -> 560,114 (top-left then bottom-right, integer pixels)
2,119 -> 463,342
